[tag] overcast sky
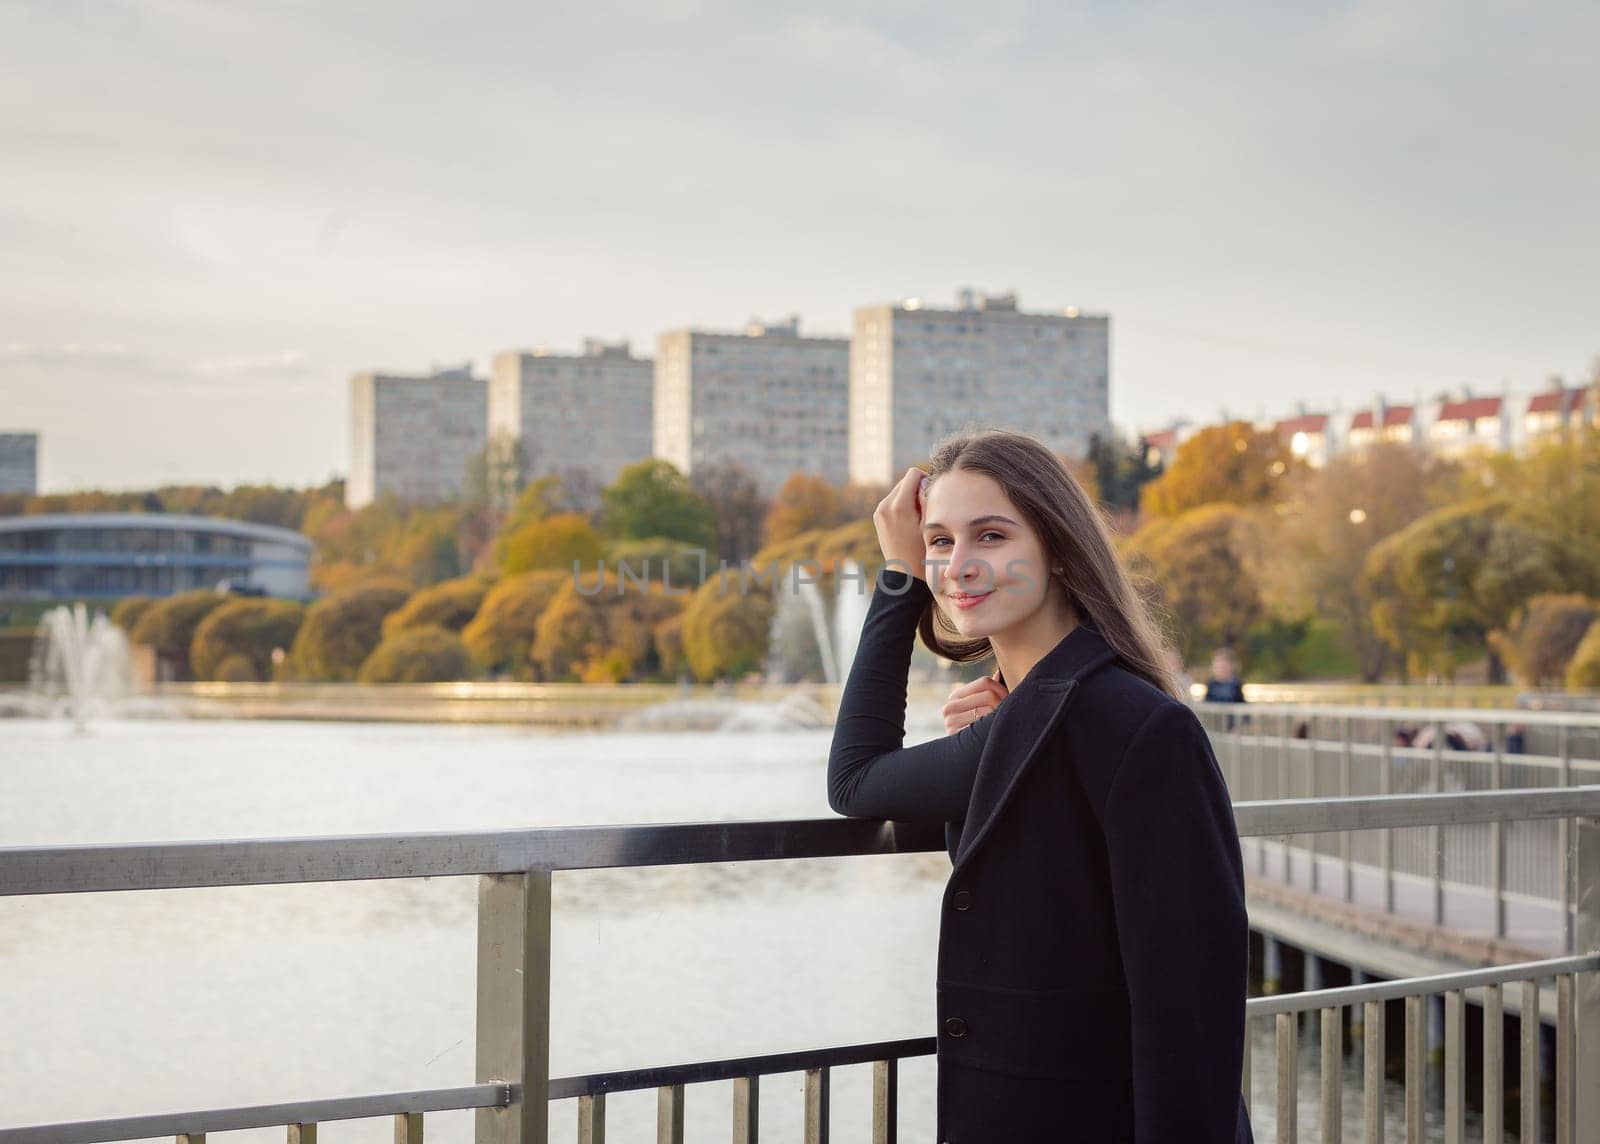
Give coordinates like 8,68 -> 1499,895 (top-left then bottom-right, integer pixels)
2,0 -> 1595,492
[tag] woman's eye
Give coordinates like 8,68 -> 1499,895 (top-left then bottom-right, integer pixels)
929,533 -> 1003,547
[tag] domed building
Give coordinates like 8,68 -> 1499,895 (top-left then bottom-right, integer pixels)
0,512 -> 312,600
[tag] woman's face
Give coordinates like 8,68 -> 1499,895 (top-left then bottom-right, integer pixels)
921,468 -> 1055,641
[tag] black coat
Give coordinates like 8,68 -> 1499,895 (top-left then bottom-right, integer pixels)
828,567 -> 1253,1144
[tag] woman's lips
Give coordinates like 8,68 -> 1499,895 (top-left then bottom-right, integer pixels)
950,591 -> 993,610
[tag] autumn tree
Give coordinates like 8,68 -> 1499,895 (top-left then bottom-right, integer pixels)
1269,443 -> 1452,681
498,512 -> 606,575
358,625 -> 473,683
381,576 -> 491,638
1566,622 -> 1600,689
765,473 -> 848,546
691,461 -> 768,564
530,569 -> 688,681
460,569 -> 568,678
680,573 -> 777,682
110,595 -> 155,634
190,598 -> 306,681
130,590 -> 228,674
1126,504 -> 1263,662
1360,500 -> 1562,681
286,581 -> 411,681
1488,594 -> 1598,686
605,536 -> 709,589
1139,422 -> 1297,518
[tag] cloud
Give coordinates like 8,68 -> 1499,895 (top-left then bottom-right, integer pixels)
0,343 -> 148,369
194,351 -> 310,379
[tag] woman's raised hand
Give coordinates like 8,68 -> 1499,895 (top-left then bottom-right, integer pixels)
873,465 -> 929,581
942,669 -> 1009,735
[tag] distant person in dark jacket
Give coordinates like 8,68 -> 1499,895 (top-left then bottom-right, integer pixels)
1204,646 -> 1247,730
1204,646 -> 1246,704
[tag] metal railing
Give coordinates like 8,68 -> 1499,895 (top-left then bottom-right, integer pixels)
1198,702 -> 1600,953
2,789 -> 1597,1144
1228,683 -> 1600,711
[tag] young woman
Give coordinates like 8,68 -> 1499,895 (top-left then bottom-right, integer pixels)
827,429 -> 1253,1143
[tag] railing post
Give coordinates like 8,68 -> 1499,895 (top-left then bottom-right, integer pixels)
733,1076 -> 759,1144
476,870 -> 552,1144
872,1060 -> 896,1144
1576,812 -> 1600,1135
1432,725 -> 1445,926
1340,715 -> 1353,902
1492,721 -> 1506,939
1561,723 -> 1574,952
1381,727 -> 1395,914
1276,1012 -> 1298,1144
804,1067 -> 830,1144
1522,979 -> 1540,1144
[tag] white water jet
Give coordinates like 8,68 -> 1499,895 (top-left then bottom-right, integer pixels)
27,603 -> 134,730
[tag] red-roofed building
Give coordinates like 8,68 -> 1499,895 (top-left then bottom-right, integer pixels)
1346,403 -> 1416,450
1430,393 -> 1507,457
1139,425 -> 1186,470
1523,386 -> 1589,448
1273,412 -> 1332,467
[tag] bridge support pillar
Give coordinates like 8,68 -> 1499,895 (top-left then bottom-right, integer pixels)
1263,935 -> 1283,996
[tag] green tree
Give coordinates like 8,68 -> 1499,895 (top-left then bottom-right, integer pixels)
1139,422 -> 1297,518
1088,431 -> 1164,513
358,625 -> 473,683
460,569 -> 568,678
599,459 -> 716,549
286,582 -> 411,681
190,598 -> 306,681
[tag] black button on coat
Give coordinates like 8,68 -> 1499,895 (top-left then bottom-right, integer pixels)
827,567 -> 1254,1144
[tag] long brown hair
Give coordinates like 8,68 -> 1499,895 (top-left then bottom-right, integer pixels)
913,428 -> 1183,700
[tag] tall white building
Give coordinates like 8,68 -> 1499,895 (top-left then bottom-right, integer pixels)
849,289 -> 1111,486
654,316 -> 849,494
0,432 -> 39,494
347,366 -> 487,509
490,339 -> 653,488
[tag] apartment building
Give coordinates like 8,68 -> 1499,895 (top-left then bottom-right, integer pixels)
347,365 -> 487,509
654,316 -> 849,494
490,339 -> 653,489
848,289 -> 1111,487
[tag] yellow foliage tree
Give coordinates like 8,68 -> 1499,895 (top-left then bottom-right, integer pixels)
499,513 -> 606,576
460,569 -> 568,678
1125,504 -> 1264,661
680,574 -> 777,683
531,569 -> 688,681
1139,422 -> 1296,518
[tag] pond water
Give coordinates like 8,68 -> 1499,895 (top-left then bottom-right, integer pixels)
1,715 -> 1486,1142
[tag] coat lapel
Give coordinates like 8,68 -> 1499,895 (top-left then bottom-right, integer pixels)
950,622 -> 1122,875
